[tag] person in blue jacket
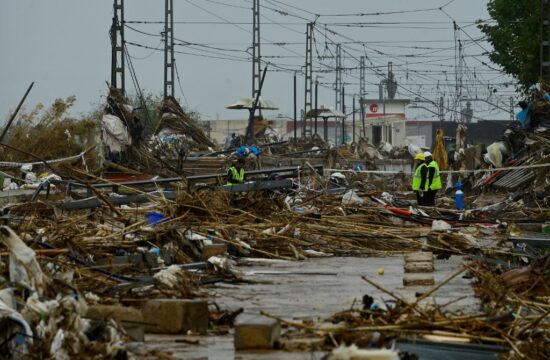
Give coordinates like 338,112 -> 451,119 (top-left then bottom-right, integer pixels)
515,101 -> 531,129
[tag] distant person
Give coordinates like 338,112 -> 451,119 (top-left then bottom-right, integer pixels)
515,101 -> 531,129
420,151 -> 442,206
235,145 -> 261,159
235,145 -> 262,170
226,158 -> 246,185
411,153 -> 427,205
229,133 -> 240,148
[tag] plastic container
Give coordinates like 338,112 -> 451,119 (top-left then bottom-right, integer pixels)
455,180 -> 465,210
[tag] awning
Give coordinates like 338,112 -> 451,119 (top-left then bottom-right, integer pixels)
226,97 -> 278,110
305,108 -> 346,119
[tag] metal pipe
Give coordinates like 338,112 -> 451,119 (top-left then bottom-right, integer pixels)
245,64 -> 268,145
0,82 -> 34,143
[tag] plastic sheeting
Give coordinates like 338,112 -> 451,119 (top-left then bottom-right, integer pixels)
0,299 -> 33,359
0,226 -> 45,294
485,141 -> 506,168
101,114 -> 131,153
328,344 -> 399,360
408,143 -> 422,158
154,265 -> 186,289
342,190 -> 365,206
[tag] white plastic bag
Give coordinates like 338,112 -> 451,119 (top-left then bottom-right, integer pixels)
0,226 -> 45,293
432,220 -> 451,231
342,191 -> 365,206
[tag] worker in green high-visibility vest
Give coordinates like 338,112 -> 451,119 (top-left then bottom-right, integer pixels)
225,158 -> 246,185
420,151 -> 442,206
411,152 -> 427,206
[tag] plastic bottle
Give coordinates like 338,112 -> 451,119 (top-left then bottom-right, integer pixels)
455,180 -> 464,210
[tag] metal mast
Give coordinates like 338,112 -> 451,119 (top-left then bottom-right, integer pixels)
335,44 -> 342,111
303,22 -> 313,137
359,55 -> 366,139
252,0 -> 261,97
453,21 -> 465,122
541,0 -> 550,80
359,56 -> 366,98
163,0 -> 175,99
110,0 -> 125,94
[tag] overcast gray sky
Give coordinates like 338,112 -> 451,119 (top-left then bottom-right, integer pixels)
0,0 -> 515,123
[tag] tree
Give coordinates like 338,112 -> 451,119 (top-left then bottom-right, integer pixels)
478,0 -> 541,89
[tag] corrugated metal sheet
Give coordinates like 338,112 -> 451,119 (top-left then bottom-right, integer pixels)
491,168 -> 534,191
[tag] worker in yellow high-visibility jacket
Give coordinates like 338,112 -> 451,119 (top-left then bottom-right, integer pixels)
226,158 -> 246,185
411,153 -> 427,205
420,151 -> 442,206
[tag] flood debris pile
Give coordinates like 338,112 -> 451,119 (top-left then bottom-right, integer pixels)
469,125 -> 550,205
152,96 -> 214,154
0,157 -> 547,358
101,92 -> 217,176
254,254 -> 549,359
2,91 -> 550,359
461,84 -> 550,209
0,225 -> 131,359
103,88 -> 144,162
0,169 -> 427,357
171,186 -> 432,258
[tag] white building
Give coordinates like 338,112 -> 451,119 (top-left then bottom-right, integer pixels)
360,99 -> 410,146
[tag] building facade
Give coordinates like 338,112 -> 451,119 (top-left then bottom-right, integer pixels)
360,99 -> 410,146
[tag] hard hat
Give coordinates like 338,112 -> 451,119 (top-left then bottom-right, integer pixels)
423,151 -> 432,157
414,153 -> 425,160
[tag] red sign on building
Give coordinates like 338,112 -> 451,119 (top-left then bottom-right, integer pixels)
370,103 -> 378,113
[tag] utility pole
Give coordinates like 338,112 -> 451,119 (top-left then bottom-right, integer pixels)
360,97 -> 366,138
294,71 -> 297,140
341,85 -> 346,144
352,96 -> 356,143
110,0 -> 125,94
335,44 -> 342,111
541,0 -> 550,80
303,22 -> 314,137
359,55 -> 366,139
314,78 -> 319,136
439,96 -> 444,128
163,0 -> 175,99
453,21 -> 465,122
359,56 -> 366,99
252,0 -> 261,98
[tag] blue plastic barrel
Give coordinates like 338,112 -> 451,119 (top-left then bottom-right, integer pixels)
455,180 -> 464,210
